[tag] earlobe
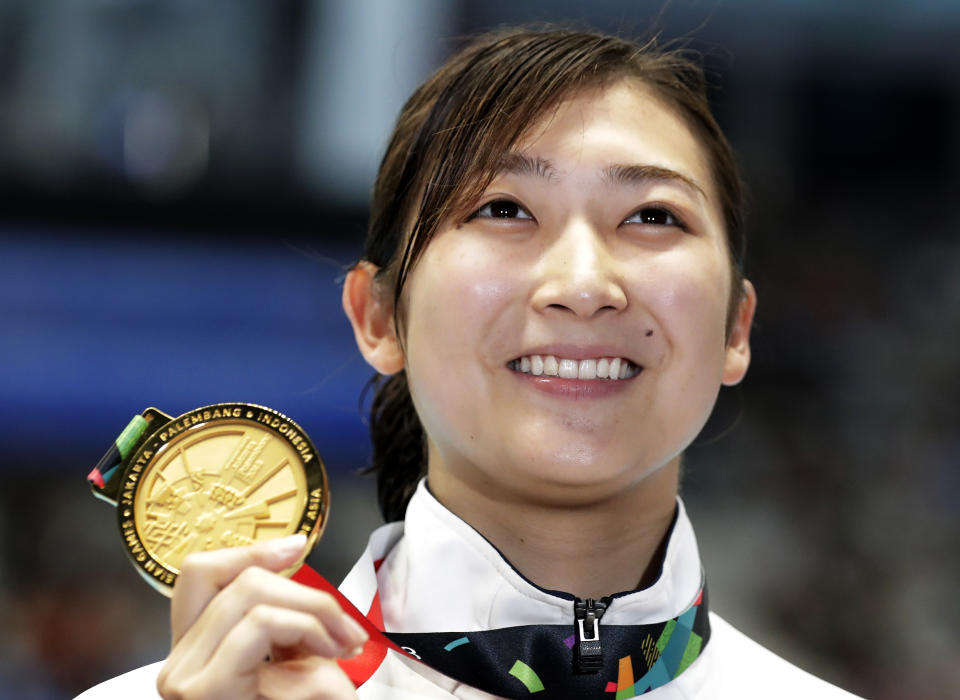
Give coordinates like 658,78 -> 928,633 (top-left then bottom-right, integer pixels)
721,279 -> 757,386
342,262 -> 405,375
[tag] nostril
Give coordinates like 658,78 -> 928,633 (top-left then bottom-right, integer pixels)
546,303 -> 619,316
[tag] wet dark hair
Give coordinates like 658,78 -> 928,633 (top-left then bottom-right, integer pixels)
359,27 -> 747,522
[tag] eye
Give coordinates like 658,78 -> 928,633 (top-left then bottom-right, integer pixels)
622,206 -> 686,230
471,199 -> 534,221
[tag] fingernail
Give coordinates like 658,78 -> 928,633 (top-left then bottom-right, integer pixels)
342,614 -> 369,646
345,645 -> 365,658
271,533 -> 307,558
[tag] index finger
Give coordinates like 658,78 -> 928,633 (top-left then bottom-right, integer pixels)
170,533 -> 307,644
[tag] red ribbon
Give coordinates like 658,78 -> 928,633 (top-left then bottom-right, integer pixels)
293,564 -> 412,688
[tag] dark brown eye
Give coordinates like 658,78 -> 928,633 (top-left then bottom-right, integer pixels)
623,207 -> 683,228
475,199 -> 533,220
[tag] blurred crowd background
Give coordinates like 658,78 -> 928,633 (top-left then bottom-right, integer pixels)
0,1 -> 957,698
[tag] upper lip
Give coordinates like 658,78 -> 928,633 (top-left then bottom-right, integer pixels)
508,344 -> 641,366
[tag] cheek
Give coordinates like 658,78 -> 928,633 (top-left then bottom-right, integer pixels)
407,239 -> 522,353
647,251 -> 731,366
401,238 -> 523,433
459,274 -> 518,330
636,252 -> 731,452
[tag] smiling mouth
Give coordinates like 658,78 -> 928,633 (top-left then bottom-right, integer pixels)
507,355 -> 641,380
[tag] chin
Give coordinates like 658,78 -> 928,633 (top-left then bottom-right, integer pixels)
510,453 -> 664,503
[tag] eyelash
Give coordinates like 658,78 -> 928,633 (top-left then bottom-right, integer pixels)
467,198 -> 688,232
622,206 -> 688,231
468,199 -> 534,221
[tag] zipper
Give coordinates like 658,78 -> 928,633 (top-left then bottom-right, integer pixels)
573,595 -> 613,674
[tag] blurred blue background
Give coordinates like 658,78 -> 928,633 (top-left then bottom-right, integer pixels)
0,231 -> 369,468
1,1 -> 958,698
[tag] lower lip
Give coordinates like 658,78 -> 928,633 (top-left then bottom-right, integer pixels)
510,370 -> 639,399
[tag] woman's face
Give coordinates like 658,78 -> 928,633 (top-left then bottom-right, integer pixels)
396,81 -> 755,505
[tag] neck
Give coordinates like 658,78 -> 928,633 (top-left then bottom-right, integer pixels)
428,459 -> 680,599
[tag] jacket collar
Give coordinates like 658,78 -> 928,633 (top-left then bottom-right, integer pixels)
374,480 -> 704,633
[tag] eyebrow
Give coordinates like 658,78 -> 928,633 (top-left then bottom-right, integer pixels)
602,163 -> 706,200
495,152 -> 557,180
493,152 -> 706,200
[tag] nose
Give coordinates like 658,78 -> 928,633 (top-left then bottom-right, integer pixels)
531,219 -> 627,319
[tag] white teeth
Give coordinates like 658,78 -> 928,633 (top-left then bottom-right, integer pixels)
509,354 -> 639,380
578,359 -> 597,379
543,355 -> 559,376
609,357 -> 621,379
531,355 -> 543,375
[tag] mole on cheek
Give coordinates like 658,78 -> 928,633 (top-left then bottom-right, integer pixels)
645,329 -> 654,337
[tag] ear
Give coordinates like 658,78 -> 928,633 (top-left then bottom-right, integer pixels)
342,262 -> 405,375
721,279 -> 757,386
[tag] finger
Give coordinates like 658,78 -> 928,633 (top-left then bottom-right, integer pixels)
171,533 -> 307,643
170,566 -> 368,678
211,604 -> 359,678
258,657 -> 359,700
157,662 -> 257,700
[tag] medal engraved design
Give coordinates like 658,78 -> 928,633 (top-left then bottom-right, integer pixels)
99,403 -> 328,596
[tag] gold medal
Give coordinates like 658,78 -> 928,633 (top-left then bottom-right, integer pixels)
89,403 -> 329,596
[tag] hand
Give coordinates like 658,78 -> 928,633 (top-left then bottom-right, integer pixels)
156,534 -> 368,699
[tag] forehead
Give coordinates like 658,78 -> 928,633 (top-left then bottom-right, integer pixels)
507,81 -> 717,201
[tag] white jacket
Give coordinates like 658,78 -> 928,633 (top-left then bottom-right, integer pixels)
78,482 -> 863,699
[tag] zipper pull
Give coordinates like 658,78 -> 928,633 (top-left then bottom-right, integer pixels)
573,596 -> 611,674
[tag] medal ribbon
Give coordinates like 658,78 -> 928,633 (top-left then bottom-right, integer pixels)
293,565 -> 710,699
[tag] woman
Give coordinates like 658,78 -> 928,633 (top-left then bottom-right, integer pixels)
79,28 -> 863,699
